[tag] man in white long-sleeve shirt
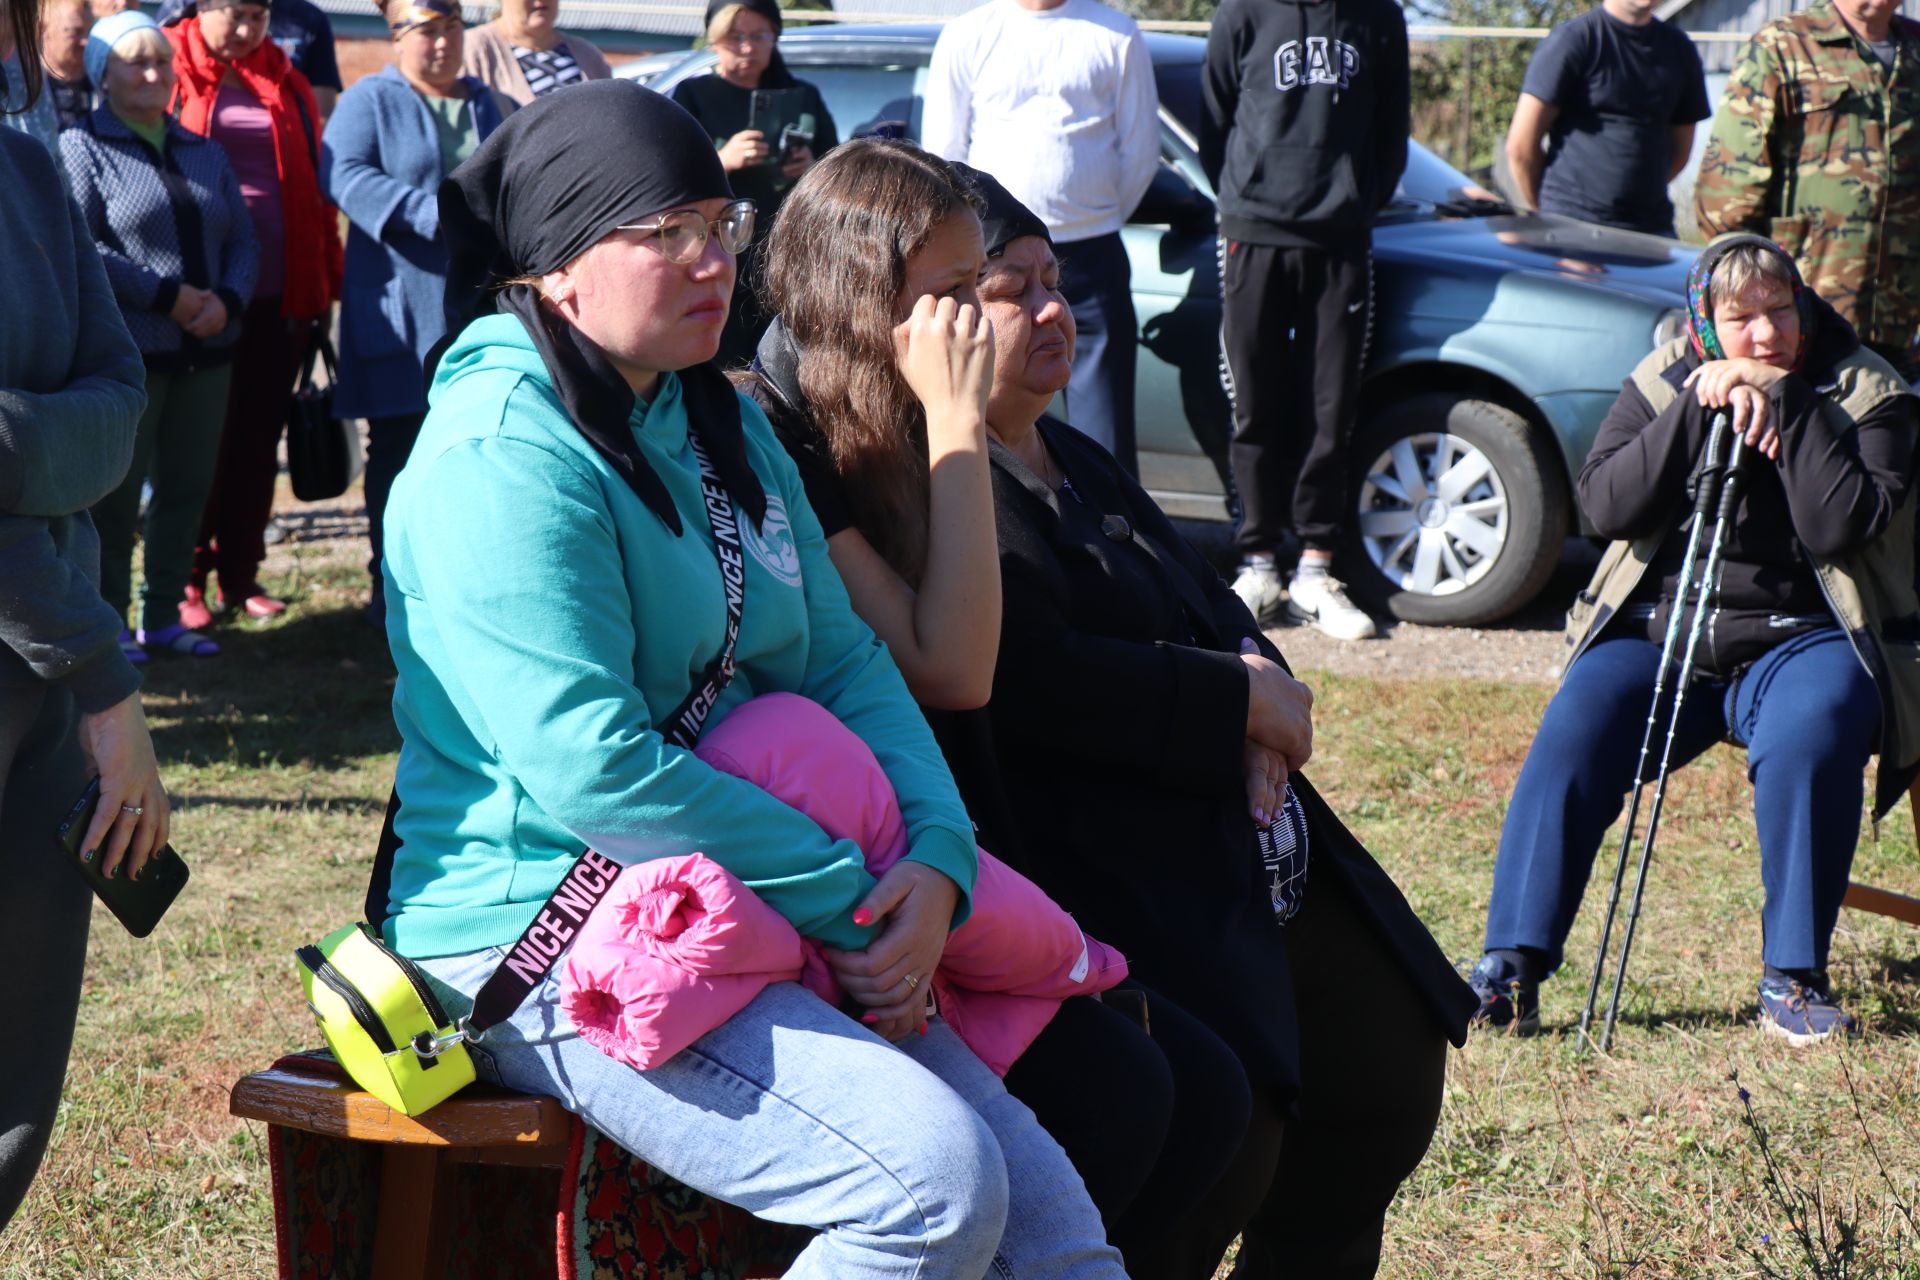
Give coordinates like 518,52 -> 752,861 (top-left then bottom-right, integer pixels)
922,0 -> 1159,473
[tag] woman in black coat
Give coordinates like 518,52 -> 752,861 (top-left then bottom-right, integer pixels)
751,138 -> 1476,1280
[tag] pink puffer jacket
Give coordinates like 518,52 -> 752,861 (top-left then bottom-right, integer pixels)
561,694 -> 1127,1074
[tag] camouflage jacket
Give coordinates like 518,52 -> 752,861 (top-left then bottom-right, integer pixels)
1695,1 -> 1920,355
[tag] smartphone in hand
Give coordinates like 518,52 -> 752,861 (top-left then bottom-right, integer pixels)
56,777 -> 190,938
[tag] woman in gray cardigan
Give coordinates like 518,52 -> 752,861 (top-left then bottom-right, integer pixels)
62,10 -> 258,659
321,0 -> 511,622
0,0 -> 169,1229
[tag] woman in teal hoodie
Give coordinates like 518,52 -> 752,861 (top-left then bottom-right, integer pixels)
380,81 -> 1125,1278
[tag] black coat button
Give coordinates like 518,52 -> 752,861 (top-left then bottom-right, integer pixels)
1101,514 -> 1132,542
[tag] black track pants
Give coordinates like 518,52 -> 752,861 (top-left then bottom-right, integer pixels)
1220,241 -> 1372,556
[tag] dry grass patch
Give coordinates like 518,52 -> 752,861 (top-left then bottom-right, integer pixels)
5,504 -> 1920,1277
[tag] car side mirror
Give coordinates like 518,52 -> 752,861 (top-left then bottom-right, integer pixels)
1130,163 -> 1215,235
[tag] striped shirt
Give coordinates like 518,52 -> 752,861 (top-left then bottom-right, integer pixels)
512,43 -> 583,97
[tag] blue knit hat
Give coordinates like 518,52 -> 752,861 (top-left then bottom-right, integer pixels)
86,10 -> 164,91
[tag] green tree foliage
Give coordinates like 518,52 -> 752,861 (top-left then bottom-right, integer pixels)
1103,0 -> 1590,180
1408,0 -> 1586,175
1109,0 -> 1220,24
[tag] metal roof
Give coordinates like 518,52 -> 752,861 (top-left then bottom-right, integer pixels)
307,0 -> 991,36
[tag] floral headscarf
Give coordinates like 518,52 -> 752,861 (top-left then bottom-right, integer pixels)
1685,233 -> 1813,371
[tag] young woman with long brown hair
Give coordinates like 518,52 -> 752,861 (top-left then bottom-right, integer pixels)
753,138 -> 1477,1279
748,139 -> 1269,1275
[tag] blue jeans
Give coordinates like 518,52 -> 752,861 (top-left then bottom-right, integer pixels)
417,951 -> 1126,1280
1484,629 -> 1880,974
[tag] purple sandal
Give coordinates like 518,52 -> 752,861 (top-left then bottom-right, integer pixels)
118,628 -> 150,666
137,621 -> 220,657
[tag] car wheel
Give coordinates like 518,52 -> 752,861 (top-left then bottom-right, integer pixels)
1343,392 -> 1570,627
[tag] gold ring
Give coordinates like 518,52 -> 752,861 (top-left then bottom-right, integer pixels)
903,972 -> 919,992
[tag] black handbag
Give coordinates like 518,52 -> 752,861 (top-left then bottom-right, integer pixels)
286,330 -> 358,503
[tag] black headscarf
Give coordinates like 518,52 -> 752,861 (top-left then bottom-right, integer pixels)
435,79 -> 767,534
949,162 -> 1052,259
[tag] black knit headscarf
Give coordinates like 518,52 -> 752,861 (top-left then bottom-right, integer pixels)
948,162 -> 1052,258
434,79 -> 767,534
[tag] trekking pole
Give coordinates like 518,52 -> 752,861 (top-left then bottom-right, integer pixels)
1578,409 -> 1733,1051
1597,426 -> 1749,1053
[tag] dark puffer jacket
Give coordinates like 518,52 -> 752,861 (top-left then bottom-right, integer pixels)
1565,297 -> 1920,815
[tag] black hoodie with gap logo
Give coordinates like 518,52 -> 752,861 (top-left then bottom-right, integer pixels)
1200,0 -> 1410,249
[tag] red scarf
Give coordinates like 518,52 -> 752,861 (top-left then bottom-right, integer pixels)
169,18 -> 340,319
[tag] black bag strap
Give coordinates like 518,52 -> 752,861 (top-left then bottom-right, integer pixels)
373,423 -> 750,1038
655,427 -> 747,747
288,83 -> 319,172
295,327 -> 336,396
462,847 -> 624,1037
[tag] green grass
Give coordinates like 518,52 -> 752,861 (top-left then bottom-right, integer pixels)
5,516 -> 1920,1277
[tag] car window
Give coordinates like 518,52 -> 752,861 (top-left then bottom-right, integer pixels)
1150,59 -> 1202,139
786,58 -> 929,140
1395,146 -> 1478,208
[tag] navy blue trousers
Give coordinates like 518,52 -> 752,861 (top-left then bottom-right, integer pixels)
1484,629 -> 1880,973
1059,231 -> 1138,476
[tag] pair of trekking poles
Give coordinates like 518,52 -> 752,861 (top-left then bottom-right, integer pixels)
1579,408 -> 1744,1054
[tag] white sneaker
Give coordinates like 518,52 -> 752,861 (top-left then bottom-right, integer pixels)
1287,571 -> 1379,640
1231,562 -> 1287,625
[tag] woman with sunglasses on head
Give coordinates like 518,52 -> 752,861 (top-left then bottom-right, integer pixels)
381,81 -> 1127,1279
320,0 -> 512,625
671,0 -> 837,368
0,0 -> 166,1227
166,0 -> 340,622
754,140 -> 1478,1279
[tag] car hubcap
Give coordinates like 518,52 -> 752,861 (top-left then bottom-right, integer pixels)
1356,432 -> 1509,597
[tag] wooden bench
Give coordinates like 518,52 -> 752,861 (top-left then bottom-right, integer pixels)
231,1054 -> 805,1279
1843,784 -> 1920,932
1845,881 -> 1920,927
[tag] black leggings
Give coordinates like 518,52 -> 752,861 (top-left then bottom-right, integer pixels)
1014,877 -> 1449,1280
1230,877 -> 1451,1280
1006,981 -> 1251,1265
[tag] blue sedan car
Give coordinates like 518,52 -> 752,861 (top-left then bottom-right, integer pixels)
634,26 -> 1697,625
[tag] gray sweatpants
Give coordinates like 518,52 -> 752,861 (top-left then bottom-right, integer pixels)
0,684 -> 92,1230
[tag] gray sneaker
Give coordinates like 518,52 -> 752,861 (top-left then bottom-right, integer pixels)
1757,974 -> 1859,1046
1287,571 -> 1378,640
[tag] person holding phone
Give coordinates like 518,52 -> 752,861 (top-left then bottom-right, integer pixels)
671,0 -> 836,368
0,0 -> 167,1229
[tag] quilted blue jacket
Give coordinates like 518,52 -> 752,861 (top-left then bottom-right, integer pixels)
59,107 -> 257,371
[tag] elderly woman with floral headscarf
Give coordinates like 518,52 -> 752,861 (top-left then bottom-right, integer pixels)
320,0 -> 511,624
1468,233 -> 1920,1046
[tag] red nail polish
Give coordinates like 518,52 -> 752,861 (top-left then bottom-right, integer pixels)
862,1014 -> 879,1024
918,1021 -> 928,1036
853,907 -> 874,926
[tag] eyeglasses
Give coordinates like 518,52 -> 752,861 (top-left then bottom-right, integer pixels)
614,200 -> 756,264
717,29 -> 776,48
